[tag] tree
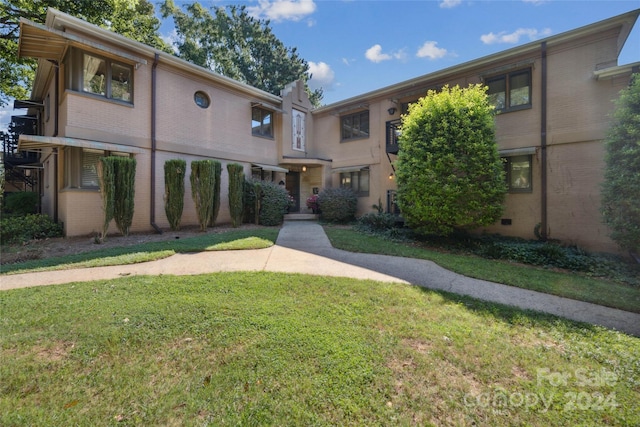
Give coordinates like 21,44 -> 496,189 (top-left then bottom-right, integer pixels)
396,84 -> 506,236
0,0 -> 169,106
190,159 -> 217,231
601,74 -> 640,253
160,0 -> 322,106
227,163 -> 244,227
164,159 -> 186,231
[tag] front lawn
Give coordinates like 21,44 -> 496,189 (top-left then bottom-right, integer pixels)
1,272 -> 638,426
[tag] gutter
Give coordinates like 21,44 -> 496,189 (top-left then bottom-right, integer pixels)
150,53 -> 162,234
53,60 -> 59,223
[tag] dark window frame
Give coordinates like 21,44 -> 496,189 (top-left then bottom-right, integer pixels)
341,110 -> 370,142
66,49 -> 134,104
252,106 -> 274,139
340,168 -> 370,197
503,155 -> 533,193
486,68 -> 532,113
194,91 -> 210,109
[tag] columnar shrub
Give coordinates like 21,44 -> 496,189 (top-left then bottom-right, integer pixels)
112,157 -> 137,236
164,159 -> 186,231
190,160 -> 217,231
602,73 -> 640,253
317,187 -> 358,223
97,157 -> 116,240
209,160 -> 222,227
227,163 -> 245,227
396,84 -> 506,236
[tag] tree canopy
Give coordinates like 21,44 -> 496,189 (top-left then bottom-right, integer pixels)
396,84 -> 506,236
160,0 -> 322,106
601,73 -> 640,253
0,0 -> 169,106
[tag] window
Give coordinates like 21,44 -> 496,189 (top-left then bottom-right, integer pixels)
194,91 -> 210,108
68,49 -> 133,103
65,148 -> 130,189
340,168 -> 370,196
252,106 -> 273,138
487,69 -> 531,112
504,155 -> 532,192
341,111 -> 369,141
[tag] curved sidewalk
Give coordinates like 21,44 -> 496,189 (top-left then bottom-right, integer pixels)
1,221 -> 639,337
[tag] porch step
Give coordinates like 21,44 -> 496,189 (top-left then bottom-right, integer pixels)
284,213 -> 319,221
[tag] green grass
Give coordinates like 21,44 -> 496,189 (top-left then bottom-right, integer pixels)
0,229 -> 278,275
324,226 -> 640,314
1,272 -> 638,426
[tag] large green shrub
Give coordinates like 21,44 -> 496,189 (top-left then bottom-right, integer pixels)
112,157 -> 137,236
3,191 -> 38,215
244,179 -> 289,226
602,73 -> 640,253
227,163 -> 245,227
190,160 -> 217,231
317,187 -> 358,223
164,159 -> 186,231
396,84 -> 507,236
209,160 -> 222,227
0,214 -> 63,244
97,157 -> 116,240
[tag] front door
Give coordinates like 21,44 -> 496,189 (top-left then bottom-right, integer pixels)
286,172 -> 300,212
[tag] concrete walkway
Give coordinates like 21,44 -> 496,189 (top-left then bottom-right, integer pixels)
2,221 -> 639,337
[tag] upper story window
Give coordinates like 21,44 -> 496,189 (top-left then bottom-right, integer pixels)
194,91 -> 210,108
252,106 -> 273,138
67,49 -> 133,103
487,69 -> 531,113
341,110 -> 369,141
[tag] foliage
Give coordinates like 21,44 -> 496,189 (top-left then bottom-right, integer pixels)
209,160 -> 222,227
356,212 -> 401,232
111,157 -> 136,236
396,84 -> 507,236
160,0 -> 322,106
0,213 -> 63,244
601,73 -> 640,253
317,187 -> 358,223
244,179 -> 289,226
2,191 -> 38,215
190,160 -> 217,231
0,161 -> 4,211
163,159 -> 186,231
97,157 -> 116,241
0,0 -> 169,107
227,163 -> 244,227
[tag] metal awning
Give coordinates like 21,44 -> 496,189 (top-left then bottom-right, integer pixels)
18,17 -> 147,66
18,135 -> 145,154
331,165 -> 369,174
498,147 -> 537,157
251,102 -> 286,114
252,163 -> 289,173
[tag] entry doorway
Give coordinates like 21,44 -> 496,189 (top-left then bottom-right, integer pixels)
286,172 -> 300,212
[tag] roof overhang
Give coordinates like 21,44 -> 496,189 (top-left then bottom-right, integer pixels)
18,17 -> 147,66
252,163 -> 289,173
499,147 -> 538,157
18,135 -> 145,154
332,165 -> 369,174
594,62 -> 640,80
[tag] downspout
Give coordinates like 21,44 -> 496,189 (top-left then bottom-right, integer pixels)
150,53 -> 162,234
53,60 -> 59,223
540,42 -> 548,241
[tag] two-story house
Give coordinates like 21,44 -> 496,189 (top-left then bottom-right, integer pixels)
15,8 -> 639,253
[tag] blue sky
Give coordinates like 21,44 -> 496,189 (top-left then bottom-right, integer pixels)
2,0 -> 638,130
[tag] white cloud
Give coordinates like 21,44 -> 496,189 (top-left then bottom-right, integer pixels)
439,0 -> 462,8
480,27 -> 552,44
160,28 -> 181,54
246,0 -> 317,22
416,41 -> 448,60
308,61 -> 335,91
365,44 -> 392,63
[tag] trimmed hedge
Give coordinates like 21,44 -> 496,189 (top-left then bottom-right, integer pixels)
317,187 -> 358,223
164,159 -> 186,231
244,179 -> 289,226
0,214 -> 63,245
